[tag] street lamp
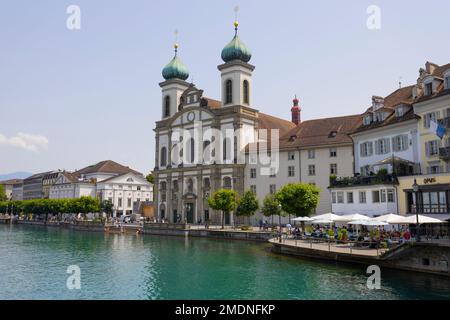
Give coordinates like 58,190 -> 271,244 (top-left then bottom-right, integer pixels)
412,178 -> 420,242
278,204 -> 282,243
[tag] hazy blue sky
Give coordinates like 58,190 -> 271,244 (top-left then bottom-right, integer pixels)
1,0 -> 449,175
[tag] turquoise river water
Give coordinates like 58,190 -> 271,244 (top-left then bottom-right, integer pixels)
1,224 -> 450,300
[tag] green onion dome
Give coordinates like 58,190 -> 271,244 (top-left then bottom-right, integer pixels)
162,44 -> 189,81
221,21 -> 252,63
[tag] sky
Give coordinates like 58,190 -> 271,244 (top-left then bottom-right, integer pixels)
1,0 -> 449,175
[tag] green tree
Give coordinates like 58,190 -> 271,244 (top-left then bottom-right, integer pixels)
236,190 -> 259,225
146,173 -> 154,184
261,194 -> 281,226
101,200 -> 114,217
0,185 -> 7,201
276,183 -> 320,218
207,189 -> 238,229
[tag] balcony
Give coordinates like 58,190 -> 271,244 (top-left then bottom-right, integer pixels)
439,147 -> 450,160
330,174 -> 398,188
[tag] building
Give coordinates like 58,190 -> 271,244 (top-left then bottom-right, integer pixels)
11,181 -> 23,200
396,62 -> 450,221
42,171 -> 63,198
23,172 -> 52,200
50,160 -> 153,216
246,110 -> 361,223
0,179 -> 23,200
153,21 -> 363,225
330,61 -> 450,219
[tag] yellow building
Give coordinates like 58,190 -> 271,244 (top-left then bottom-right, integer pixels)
396,61 -> 450,220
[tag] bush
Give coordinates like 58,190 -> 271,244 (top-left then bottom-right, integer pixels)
240,225 -> 252,231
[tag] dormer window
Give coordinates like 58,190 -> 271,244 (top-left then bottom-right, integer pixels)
425,82 -> 433,96
374,112 -> 386,122
395,106 -> 404,118
446,75 -> 450,90
288,135 -> 297,142
328,131 -> 337,138
363,114 -> 372,126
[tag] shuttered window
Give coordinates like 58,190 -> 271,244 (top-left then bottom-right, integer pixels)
392,135 -> 409,152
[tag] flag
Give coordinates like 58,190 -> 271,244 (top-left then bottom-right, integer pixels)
429,119 -> 446,139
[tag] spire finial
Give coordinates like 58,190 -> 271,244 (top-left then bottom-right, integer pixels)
399,76 -> 403,89
234,5 -> 239,35
174,29 -> 179,56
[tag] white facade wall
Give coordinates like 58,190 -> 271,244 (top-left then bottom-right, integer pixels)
331,185 -> 398,217
353,120 -> 419,175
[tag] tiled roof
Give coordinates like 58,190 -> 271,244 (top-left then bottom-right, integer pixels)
279,114 -> 362,149
258,112 -> 297,137
74,160 -> 141,176
0,179 -> 23,185
415,62 -> 450,103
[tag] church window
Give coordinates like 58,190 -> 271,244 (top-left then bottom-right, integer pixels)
243,80 -> 249,104
164,96 -> 170,117
160,147 -> 167,167
225,80 -> 233,104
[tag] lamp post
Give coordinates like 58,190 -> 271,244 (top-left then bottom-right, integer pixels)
278,204 -> 282,243
412,178 -> 420,242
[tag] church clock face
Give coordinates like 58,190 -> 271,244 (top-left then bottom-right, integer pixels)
187,111 -> 195,122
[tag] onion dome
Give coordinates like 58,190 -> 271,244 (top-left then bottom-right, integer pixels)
221,21 -> 252,63
162,43 -> 189,81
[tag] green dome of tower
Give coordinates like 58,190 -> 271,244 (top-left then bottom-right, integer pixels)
162,44 -> 189,81
221,21 -> 252,63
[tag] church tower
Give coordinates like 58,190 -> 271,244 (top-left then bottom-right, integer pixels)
218,20 -> 254,107
291,96 -> 301,126
160,42 -> 190,119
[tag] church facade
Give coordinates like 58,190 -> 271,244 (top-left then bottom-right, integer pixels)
153,21 -> 359,225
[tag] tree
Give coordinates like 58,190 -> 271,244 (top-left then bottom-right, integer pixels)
101,200 -> 114,218
207,189 -> 238,229
261,194 -> 282,226
146,173 -> 154,184
0,185 -> 7,201
276,183 -> 320,218
236,190 -> 259,225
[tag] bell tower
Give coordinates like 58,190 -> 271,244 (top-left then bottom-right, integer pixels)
291,96 -> 301,126
218,20 -> 254,107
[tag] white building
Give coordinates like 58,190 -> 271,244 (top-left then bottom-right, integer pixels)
50,160 -> 153,216
330,79 -> 422,217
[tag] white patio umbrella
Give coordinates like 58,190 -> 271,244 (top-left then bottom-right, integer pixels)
309,219 -> 333,224
334,213 -> 371,222
348,220 -> 389,226
373,213 -> 405,224
309,213 -> 341,221
292,216 -> 313,222
386,214 -> 444,224
402,215 -> 444,224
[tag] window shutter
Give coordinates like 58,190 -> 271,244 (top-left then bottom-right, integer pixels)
425,142 -> 430,157
402,135 -> 408,151
385,138 -> 390,153
392,137 -> 397,152
360,144 -> 365,157
374,141 -> 379,154
368,142 -> 373,156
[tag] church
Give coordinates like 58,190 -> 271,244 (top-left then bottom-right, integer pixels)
153,21 -> 359,225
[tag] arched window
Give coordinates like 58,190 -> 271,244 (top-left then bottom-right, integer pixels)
225,80 -> 233,104
188,138 -> 195,163
223,138 -> 231,161
160,147 -> 167,167
203,177 -> 210,189
223,177 -> 232,189
243,80 -> 249,104
164,96 -> 170,117
203,140 -> 211,163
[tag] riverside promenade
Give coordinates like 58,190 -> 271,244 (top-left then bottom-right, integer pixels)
270,237 -> 450,277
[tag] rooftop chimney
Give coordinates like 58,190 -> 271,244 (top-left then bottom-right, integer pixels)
372,95 -> 384,111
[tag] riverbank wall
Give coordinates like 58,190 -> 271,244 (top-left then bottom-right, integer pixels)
270,240 -> 450,277
142,223 -> 273,242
